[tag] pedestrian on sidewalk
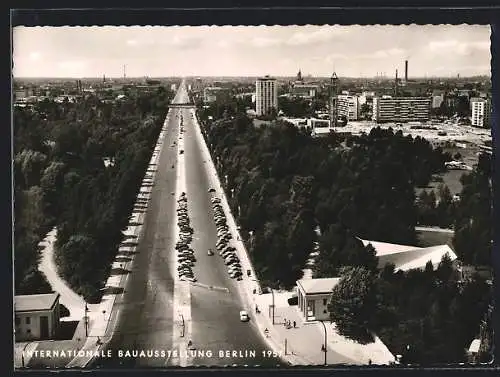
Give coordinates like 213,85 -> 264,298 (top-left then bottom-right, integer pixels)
283,318 -> 287,327
293,321 -> 296,328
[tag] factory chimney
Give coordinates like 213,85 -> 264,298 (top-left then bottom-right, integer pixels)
395,69 -> 399,97
405,60 -> 408,82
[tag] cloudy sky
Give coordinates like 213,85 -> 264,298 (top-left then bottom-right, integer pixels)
13,25 -> 491,78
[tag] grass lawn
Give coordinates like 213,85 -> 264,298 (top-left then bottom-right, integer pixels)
416,145 -> 479,198
416,230 -> 454,248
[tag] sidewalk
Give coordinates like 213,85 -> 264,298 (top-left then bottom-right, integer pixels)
66,114 -> 172,368
38,228 -> 86,322
14,342 -> 39,369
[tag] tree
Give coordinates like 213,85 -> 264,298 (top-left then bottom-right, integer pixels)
436,253 -> 455,284
328,266 -> 377,343
14,149 -> 48,188
40,161 -> 67,218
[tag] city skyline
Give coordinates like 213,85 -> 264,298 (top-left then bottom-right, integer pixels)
13,25 -> 491,78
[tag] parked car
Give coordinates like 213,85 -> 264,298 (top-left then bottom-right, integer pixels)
239,310 -> 249,322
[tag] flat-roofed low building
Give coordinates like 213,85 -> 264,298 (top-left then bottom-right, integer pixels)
14,293 -> 61,341
203,86 -> 229,103
290,83 -> 319,98
372,96 -> 431,123
296,277 -> 341,321
309,118 -> 332,137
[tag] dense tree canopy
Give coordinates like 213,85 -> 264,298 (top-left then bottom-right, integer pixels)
452,153 -> 492,266
198,101 -> 492,364
198,106 -> 450,289
14,86 -> 174,301
328,267 -> 377,343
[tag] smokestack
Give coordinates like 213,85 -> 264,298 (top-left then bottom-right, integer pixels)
395,69 -> 398,97
405,60 -> 408,82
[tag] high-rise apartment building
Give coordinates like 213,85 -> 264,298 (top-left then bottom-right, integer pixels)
372,96 -> 431,123
337,94 -> 359,121
471,97 -> 491,128
255,76 -> 278,116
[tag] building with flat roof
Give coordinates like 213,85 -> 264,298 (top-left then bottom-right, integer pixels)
14,293 -> 61,341
296,239 -> 458,322
290,84 -> 319,98
432,94 -> 444,109
309,118 -> 332,137
471,97 -> 491,128
337,94 -> 359,121
255,76 -> 278,116
358,239 -> 458,272
296,278 -> 341,321
372,96 -> 431,123
203,86 -> 229,103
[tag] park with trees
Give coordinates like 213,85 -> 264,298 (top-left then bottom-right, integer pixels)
198,98 -> 492,364
14,86 -> 174,302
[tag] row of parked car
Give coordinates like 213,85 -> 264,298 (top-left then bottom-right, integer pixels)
211,196 -> 243,281
176,192 -> 197,282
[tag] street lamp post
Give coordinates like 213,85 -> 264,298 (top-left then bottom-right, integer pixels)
180,313 -> 185,338
271,288 -> 275,325
320,320 -> 327,366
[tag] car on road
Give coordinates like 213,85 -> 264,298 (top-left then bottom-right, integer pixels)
217,242 -> 228,250
178,259 -> 195,267
225,258 -> 239,266
208,188 -> 216,193
239,310 -> 249,322
207,249 -> 214,256
221,249 -> 234,256
221,234 -> 232,242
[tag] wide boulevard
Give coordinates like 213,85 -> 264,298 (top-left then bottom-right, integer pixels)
91,81 -> 282,368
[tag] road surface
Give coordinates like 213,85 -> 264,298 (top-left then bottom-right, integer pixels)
91,82 -> 281,368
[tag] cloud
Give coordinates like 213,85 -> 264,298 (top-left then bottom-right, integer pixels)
371,48 -> 406,59
428,40 -> 490,55
57,60 -> 88,75
324,53 -> 349,62
169,35 -> 203,49
287,27 -> 345,46
29,51 -> 41,61
250,36 -> 281,47
216,39 -> 231,48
